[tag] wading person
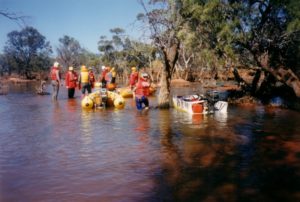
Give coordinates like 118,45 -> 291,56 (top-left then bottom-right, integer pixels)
50,61 -> 62,100
88,67 -> 96,89
133,73 -> 151,110
65,66 -> 78,98
78,65 -> 92,98
106,67 -> 117,91
99,66 -> 109,88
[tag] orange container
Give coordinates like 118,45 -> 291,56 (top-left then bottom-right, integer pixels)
192,103 -> 204,113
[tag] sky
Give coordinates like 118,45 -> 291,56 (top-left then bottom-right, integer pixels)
0,0 -> 145,54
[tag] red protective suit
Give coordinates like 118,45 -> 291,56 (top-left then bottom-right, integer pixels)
89,71 -> 96,88
65,71 -> 78,89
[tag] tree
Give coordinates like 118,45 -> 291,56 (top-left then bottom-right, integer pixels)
56,35 -> 86,71
138,0 -> 182,108
3,26 -> 52,79
180,0 -> 300,99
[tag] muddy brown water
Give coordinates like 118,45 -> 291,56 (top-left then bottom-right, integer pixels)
1,82 -> 300,201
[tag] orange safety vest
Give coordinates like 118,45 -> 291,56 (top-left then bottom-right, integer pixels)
50,67 -> 59,81
135,78 -> 150,97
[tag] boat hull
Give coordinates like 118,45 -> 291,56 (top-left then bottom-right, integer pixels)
173,96 -> 208,114
173,95 -> 228,114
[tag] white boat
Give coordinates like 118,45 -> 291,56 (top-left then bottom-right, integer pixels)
172,93 -> 228,114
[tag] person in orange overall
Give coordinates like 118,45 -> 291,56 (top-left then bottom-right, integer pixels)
88,67 -> 96,89
129,67 -> 139,90
65,66 -> 78,98
133,73 -> 151,110
50,61 -> 62,100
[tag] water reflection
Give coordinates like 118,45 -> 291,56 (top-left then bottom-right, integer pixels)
80,110 -> 93,146
214,111 -> 228,126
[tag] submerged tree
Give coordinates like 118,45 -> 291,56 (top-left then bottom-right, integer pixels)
137,0 -> 183,108
3,26 -> 52,79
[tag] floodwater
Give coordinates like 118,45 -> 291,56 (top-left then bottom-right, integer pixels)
1,82 -> 300,202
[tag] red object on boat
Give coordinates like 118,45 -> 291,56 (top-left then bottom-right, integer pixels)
192,103 -> 204,113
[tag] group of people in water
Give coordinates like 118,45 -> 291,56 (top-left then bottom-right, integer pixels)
50,61 -> 151,110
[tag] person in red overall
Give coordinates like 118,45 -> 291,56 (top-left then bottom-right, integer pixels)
133,73 -> 151,110
65,66 -> 78,98
88,67 -> 96,89
50,61 -> 61,100
129,67 -> 139,90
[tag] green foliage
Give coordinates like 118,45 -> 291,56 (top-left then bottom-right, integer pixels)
98,27 -> 158,73
3,26 -> 52,78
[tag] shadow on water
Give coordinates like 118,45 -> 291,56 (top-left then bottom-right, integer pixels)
146,106 -> 300,202
1,83 -> 300,201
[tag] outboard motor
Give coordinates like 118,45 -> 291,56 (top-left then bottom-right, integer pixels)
100,88 -> 108,108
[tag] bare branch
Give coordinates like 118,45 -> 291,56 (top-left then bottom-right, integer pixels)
0,9 -> 29,26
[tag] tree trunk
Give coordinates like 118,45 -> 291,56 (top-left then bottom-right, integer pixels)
158,70 -> 170,108
251,69 -> 262,95
157,42 -> 180,108
257,52 -> 300,97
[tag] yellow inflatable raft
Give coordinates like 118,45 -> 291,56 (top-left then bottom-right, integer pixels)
118,86 -> 156,98
81,90 -> 125,109
107,91 -> 125,109
119,87 -> 134,98
81,95 -> 94,109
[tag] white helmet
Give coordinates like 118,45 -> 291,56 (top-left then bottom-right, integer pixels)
141,73 -> 149,79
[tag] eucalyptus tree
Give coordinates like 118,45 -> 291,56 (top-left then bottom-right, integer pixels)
3,26 -> 52,79
180,0 -> 300,98
137,0 -> 183,108
56,35 -> 86,71
180,0 -> 238,80
98,35 -> 115,65
233,0 -> 300,98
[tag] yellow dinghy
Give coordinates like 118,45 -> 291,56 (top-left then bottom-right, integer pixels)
118,87 -> 134,98
107,91 -> 125,109
81,88 -> 125,109
81,95 -> 95,109
118,85 -> 156,98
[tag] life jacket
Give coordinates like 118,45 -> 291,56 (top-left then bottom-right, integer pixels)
50,67 -> 59,81
80,71 -> 89,83
129,72 -> 138,86
135,78 -> 150,98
